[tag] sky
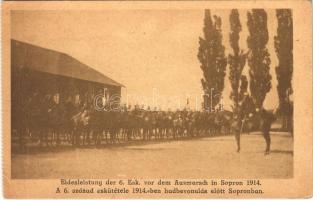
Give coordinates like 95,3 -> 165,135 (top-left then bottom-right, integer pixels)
11,9 -> 279,111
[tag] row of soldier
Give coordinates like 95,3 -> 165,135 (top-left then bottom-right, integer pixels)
12,92 -> 245,148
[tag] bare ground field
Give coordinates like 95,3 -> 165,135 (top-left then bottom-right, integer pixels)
11,132 -> 293,179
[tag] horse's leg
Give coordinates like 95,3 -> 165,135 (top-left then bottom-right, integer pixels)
167,128 -> 171,139
66,128 -> 70,143
44,128 -> 48,147
52,129 -> 56,146
121,128 -> 124,141
152,128 -> 154,140
163,128 -> 166,139
157,128 -> 160,140
63,128 -> 67,142
112,129 -> 116,144
38,129 -> 44,147
76,129 -> 80,146
108,129 -> 112,144
85,128 -> 89,145
145,128 -> 148,141
94,129 -> 98,146
174,128 -> 177,139
158,127 -> 161,139
71,128 -> 75,145
50,129 -> 53,146
85,129 -> 89,145
50,128 -> 54,146
179,126 -> 185,138
148,128 -> 151,140
153,128 -> 156,140
115,129 -> 118,143
82,129 -> 86,146
118,128 -> 122,143
43,129 -> 48,147
155,127 -> 157,140
53,129 -> 57,146
69,128 -> 73,143
46,128 -> 51,146
100,129 -> 104,145
110,129 -> 113,144
120,128 -> 124,141
53,128 -> 59,146
56,128 -> 60,146
99,129 -> 103,146
91,128 -> 94,145
129,128 -> 132,141
180,128 -> 183,138
132,128 -> 135,140
122,128 -> 126,141
18,127 -> 25,152
115,129 -> 119,144
108,129 -> 111,144
121,128 -> 124,142
86,129 -> 89,145
109,129 -> 112,144
147,128 -> 150,140
126,128 -> 130,141
104,129 -> 108,144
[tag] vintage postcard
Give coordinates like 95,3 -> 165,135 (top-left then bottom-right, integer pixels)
2,0 -> 312,198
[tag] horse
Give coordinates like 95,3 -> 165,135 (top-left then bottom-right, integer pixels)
173,114 -> 184,139
71,106 -> 92,146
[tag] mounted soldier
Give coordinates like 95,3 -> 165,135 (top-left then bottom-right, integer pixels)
36,94 -> 53,146
44,93 -> 64,146
63,97 -> 76,142
25,91 -> 42,139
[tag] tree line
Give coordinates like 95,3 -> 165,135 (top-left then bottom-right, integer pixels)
198,9 -> 293,130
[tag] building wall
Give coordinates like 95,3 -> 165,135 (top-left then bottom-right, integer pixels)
11,68 -> 121,109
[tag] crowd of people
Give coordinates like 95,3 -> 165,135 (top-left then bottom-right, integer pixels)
12,92 -> 238,148
12,92 -> 277,154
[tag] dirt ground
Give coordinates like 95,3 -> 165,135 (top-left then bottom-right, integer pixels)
11,132 -> 293,179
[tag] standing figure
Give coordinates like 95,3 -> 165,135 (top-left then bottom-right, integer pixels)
231,115 -> 241,152
259,108 -> 276,155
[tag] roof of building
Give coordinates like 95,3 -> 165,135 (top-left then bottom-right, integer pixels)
11,39 -> 124,87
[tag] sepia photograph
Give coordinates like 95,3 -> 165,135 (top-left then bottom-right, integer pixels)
10,8 -> 294,179
2,1 -> 312,198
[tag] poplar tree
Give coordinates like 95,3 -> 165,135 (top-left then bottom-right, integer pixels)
247,9 -> 272,108
228,9 -> 247,109
198,10 -> 227,111
274,9 -> 293,130
238,75 -> 248,102
274,9 -> 293,111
